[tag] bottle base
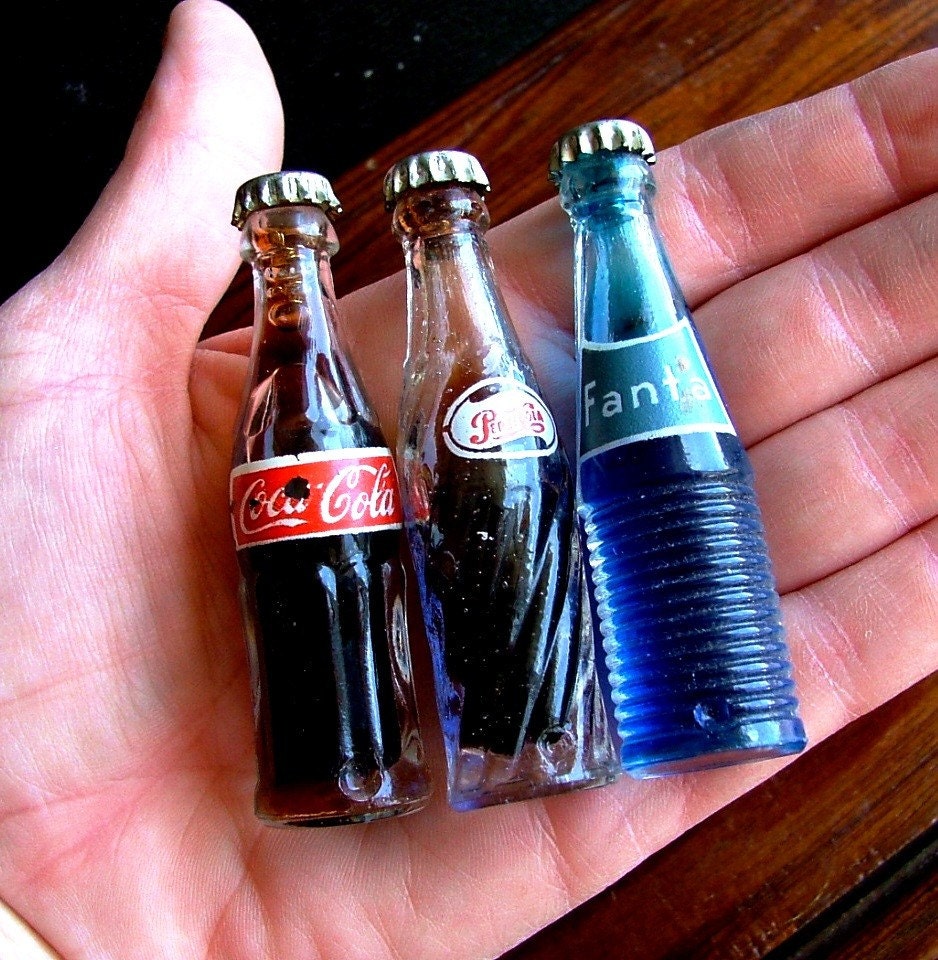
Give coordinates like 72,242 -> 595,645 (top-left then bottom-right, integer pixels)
447,744 -> 620,811
620,719 -> 807,779
253,760 -> 431,826
256,793 -> 429,827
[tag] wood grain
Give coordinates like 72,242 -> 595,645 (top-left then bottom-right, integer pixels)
773,822 -> 938,960
206,2 -> 938,957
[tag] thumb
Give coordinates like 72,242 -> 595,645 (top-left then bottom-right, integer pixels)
3,0 -> 283,375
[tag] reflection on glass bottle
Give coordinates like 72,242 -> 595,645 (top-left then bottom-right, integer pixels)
550,121 -> 807,777
229,171 -> 430,825
384,150 -> 618,810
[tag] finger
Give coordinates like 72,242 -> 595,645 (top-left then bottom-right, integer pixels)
753,356 -> 938,594
783,518 -> 938,732
491,48 -> 938,320
72,0 -> 284,331
1,0 -> 283,376
696,194 -> 938,446
659,48 -> 938,304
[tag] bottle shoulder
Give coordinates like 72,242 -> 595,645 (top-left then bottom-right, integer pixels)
579,431 -> 751,493
234,362 -> 388,466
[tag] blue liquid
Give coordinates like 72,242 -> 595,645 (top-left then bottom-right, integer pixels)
555,140 -> 807,776
580,431 -> 807,776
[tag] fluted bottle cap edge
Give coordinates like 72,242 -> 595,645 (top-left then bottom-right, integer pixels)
383,150 -> 491,209
548,119 -> 656,182
232,171 -> 343,229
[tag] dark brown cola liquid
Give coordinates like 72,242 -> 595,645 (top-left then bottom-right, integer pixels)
408,368 -> 582,758
239,526 -> 406,811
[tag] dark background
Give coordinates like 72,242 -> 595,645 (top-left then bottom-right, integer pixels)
1,0 -> 595,306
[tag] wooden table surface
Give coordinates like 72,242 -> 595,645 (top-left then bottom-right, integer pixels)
209,1 -> 938,957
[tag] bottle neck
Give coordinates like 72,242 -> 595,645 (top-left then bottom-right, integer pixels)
238,206 -> 369,457
392,186 -> 515,366
242,205 -> 342,378
556,152 -> 688,343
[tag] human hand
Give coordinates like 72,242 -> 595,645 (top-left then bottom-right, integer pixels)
0,1 -> 935,958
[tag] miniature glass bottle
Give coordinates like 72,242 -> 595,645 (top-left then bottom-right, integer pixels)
229,171 -> 431,824
549,121 -> 807,776
384,150 -> 618,809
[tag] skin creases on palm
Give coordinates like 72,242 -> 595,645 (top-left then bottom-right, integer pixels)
0,2 -> 934,958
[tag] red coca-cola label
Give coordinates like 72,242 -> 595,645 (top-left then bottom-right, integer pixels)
229,448 -> 403,550
442,376 -> 558,459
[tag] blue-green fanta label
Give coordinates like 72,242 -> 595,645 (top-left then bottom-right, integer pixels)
580,318 -> 736,460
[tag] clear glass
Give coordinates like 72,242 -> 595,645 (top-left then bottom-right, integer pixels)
231,203 -> 430,824
556,151 -> 807,777
391,183 -> 618,810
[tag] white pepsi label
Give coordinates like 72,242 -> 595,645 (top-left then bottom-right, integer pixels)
442,377 -> 558,460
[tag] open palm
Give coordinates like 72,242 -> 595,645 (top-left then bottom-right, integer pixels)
0,2 -> 935,958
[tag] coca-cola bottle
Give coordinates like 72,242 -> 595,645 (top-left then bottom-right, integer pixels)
384,150 -> 618,810
229,171 -> 431,825
549,120 -> 807,776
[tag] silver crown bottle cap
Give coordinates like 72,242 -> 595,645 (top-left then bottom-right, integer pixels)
232,171 -> 342,229
383,150 -> 491,209
548,119 -> 656,182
